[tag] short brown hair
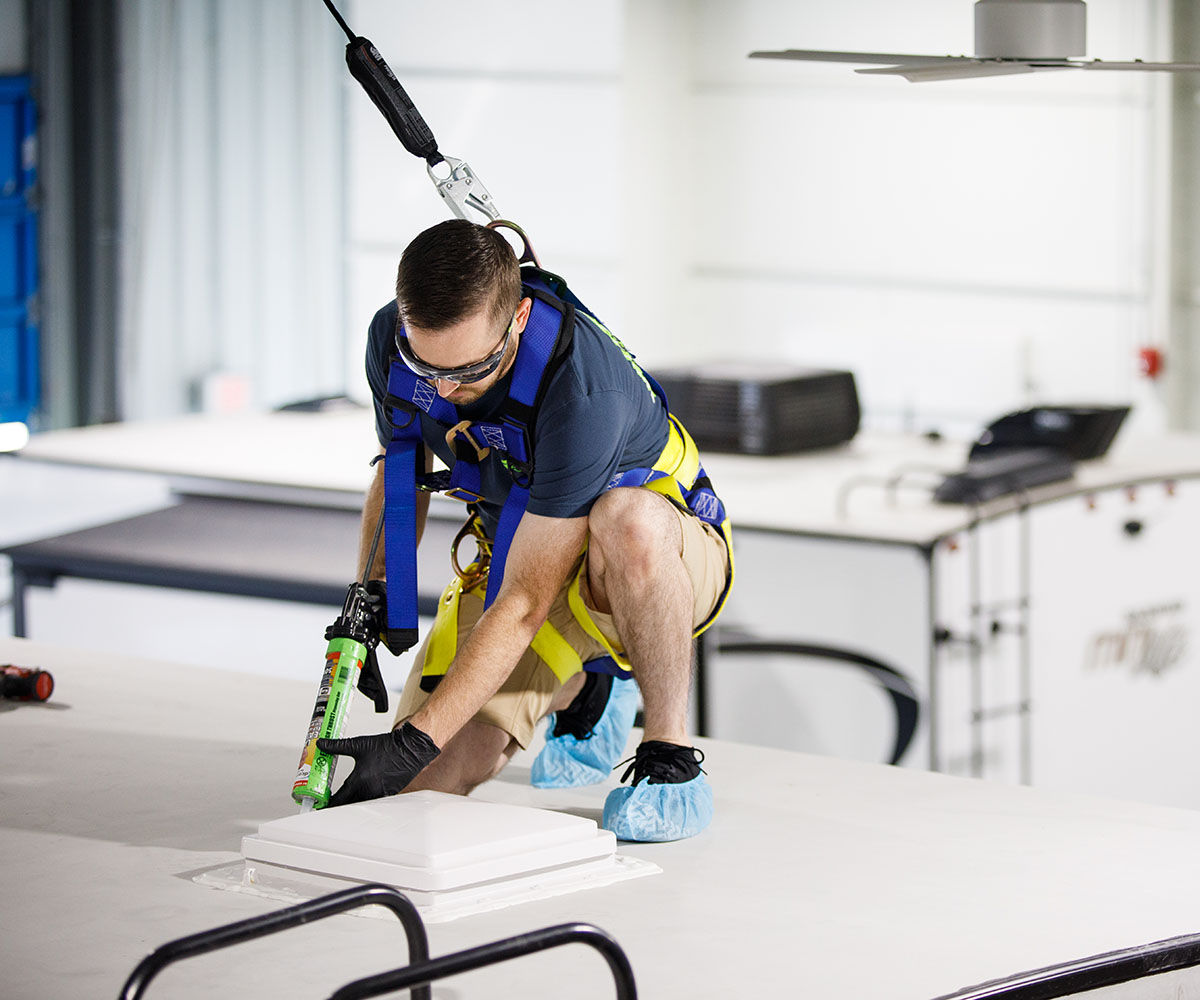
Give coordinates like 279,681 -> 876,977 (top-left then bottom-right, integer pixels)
395,220 -> 521,331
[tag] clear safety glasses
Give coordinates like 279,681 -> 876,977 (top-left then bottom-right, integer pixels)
396,317 -> 516,385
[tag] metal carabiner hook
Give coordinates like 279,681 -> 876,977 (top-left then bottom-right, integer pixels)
428,155 -> 501,224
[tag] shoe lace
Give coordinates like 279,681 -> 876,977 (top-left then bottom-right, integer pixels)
615,741 -> 706,786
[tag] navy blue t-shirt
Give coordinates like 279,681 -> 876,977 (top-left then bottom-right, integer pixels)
366,293 -> 670,538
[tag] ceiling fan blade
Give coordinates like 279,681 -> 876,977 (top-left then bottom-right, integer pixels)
1071,59 -> 1200,72
748,50 -> 1200,82
856,60 -> 1057,82
748,49 -> 970,66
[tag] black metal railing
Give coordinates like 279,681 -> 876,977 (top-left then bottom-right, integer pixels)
328,921 -> 637,1000
117,884 -> 430,1000
931,931 -> 1200,1000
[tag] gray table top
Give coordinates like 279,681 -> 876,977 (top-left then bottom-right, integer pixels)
2,495 -> 462,609
19,409 -> 1200,546
4,637 -> 1200,999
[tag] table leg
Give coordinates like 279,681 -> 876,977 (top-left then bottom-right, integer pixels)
11,564 -> 28,638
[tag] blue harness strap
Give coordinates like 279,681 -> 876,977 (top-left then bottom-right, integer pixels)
475,285 -> 565,607
485,482 -> 528,605
382,434 -> 419,650
604,464 -> 727,528
380,353 -> 461,651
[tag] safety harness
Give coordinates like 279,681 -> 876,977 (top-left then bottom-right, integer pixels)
381,266 -> 734,686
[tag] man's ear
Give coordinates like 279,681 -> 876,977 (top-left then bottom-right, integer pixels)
513,296 -> 534,334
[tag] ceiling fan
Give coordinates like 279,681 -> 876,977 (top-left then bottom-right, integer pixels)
750,0 -> 1200,83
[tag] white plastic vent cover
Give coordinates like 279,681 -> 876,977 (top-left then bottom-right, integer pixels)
242,790 -> 618,892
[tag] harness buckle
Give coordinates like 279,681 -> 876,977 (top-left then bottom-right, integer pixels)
445,420 -> 491,462
416,469 -> 452,493
418,468 -> 480,502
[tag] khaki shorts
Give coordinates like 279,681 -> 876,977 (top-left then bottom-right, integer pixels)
392,497 -> 730,748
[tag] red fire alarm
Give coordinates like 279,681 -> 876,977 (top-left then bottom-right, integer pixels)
1138,346 -> 1165,379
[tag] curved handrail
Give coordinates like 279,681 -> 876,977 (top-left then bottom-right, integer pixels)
718,638 -> 920,765
117,884 -> 430,1000
328,922 -> 636,1000
930,930 -> 1200,1000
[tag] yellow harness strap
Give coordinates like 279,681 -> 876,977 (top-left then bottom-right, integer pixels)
421,568 -> 585,685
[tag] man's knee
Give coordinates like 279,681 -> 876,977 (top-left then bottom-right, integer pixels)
588,488 -> 679,562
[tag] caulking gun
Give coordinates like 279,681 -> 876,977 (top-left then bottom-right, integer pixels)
292,508 -> 387,811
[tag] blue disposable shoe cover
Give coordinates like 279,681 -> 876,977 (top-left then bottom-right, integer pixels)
601,773 -> 714,842
530,676 -> 640,789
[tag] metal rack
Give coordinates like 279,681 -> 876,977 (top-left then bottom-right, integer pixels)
331,922 -> 636,1000
118,885 -> 431,1000
118,883 -> 637,1000
932,930 -> 1200,1000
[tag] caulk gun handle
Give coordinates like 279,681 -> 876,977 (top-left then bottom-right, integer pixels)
344,36 -> 441,164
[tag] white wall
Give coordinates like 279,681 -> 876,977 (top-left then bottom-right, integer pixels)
678,0 -> 1172,438
111,0 -> 1183,438
343,0 -> 1178,439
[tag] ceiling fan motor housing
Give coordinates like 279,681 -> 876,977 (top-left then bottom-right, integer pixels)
974,0 -> 1086,59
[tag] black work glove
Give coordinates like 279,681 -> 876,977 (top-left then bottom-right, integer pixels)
317,722 -> 441,807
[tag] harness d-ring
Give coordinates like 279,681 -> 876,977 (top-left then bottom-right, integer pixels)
451,516 -> 491,588
487,219 -> 540,268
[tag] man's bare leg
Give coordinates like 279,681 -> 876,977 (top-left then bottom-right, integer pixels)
547,671 -> 586,712
403,720 -> 517,796
584,488 -> 694,746
402,669 -> 584,796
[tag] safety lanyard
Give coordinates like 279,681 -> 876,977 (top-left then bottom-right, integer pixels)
322,0 -> 501,225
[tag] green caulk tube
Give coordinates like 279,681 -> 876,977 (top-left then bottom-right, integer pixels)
292,629 -> 368,810
293,509 -> 386,811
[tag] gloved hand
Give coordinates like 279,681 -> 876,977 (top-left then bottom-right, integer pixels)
317,722 -> 441,807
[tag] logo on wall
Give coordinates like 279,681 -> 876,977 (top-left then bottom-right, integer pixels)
1088,602 -> 1188,678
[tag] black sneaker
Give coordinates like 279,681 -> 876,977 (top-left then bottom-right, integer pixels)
551,671 -> 614,740
616,740 -> 705,786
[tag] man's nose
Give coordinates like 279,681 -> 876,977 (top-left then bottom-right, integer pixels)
435,378 -> 457,398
